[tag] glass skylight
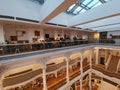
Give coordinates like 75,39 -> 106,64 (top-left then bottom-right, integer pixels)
66,0 -> 112,15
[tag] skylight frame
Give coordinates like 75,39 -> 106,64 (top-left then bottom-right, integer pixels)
66,0 -> 112,15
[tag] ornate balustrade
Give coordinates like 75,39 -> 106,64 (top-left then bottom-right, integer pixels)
92,64 -> 120,79
46,62 -> 66,73
3,69 -> 42,87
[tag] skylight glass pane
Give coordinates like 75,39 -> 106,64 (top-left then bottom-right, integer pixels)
73,6 -> 82,14
67,4 -> 75,12
92,2 -> 102,8
65,0 -> 112,15
83,0 -> 93,5
87,0 -> 99,8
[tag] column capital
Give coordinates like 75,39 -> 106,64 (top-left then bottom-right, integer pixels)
42,65 -> 46,70
65,57 -> 70,62
64,52 -> 71,58
96,47 -> 100,50
40,57 -> 50,66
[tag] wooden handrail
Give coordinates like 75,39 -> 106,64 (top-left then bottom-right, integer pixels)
48,78 -> 66,90
92,64 -> 120,79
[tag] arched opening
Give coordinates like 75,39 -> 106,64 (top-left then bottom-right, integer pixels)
3,64 -> 43,90
45,57 -> 66,89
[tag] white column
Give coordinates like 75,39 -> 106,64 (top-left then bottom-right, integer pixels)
75,82 -> 77,90
42,66 -> 47,90
89,72 -> 92,90
54,30 -> 58,40
66,57 -> 70,83
80,78 -> 82,90
0,24 -> 5,43
40,29 -> 45,41
27,29 -> 34,43
61,30 -> 64,38
70,31 -> 73,40
95,48 -> 99,64
90,50 -> 93,69
80,51 -> 84,74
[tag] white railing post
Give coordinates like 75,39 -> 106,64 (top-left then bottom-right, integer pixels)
95,48 -> 99,64
0,77 -> 3,90
90,49 -> 93,69
80,78 -> 83,90
42,65 -> 47,90
66,57 -> 70,83
80,51 -> 84,74
89,72 -> 92,90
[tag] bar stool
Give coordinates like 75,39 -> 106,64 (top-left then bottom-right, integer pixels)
15,45 -> 20,53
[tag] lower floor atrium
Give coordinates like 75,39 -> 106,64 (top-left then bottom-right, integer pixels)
0,45 -> 120,90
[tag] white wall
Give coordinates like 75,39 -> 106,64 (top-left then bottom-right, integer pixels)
107,31 -> 120,38
44,29 -> 54,38
27,28 -> 44,43
4,26 -> 45,43
0,24 -> 5,43
70,31 -> 88,40
107,31 -> 120,44
5,27 -> 29,42
0,0 -> 41,20
4,25 -> 89,43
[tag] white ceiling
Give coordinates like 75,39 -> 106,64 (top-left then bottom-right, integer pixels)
49,0 -> 120,32
75,16 -> 120,31
0,0 -> 120,32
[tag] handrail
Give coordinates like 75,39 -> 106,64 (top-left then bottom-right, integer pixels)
70,71 -> 80,81
46,62 -> 66,73
83,64 -> 90,72
0,43 -> 92,61
0,39 -> 88,56
48,78 -> 66,90
92,64 -> 120,79
3,69 -> 42,87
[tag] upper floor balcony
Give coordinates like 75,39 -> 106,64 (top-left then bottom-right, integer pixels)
0,39 -> 120,57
